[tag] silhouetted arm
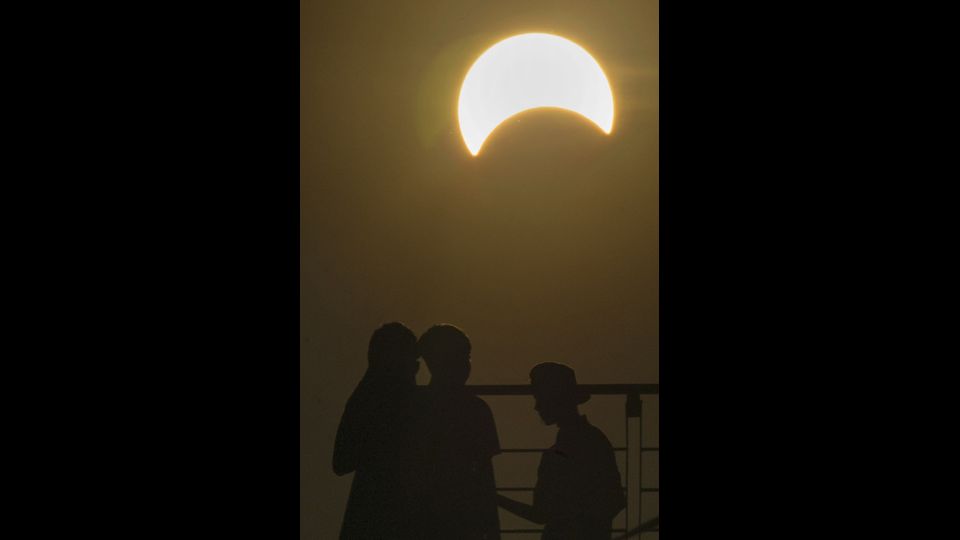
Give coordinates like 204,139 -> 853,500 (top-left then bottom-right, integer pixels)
332,379 -> 372,475
479,459 -> 502,540
612,516 -> 659,539
333,411 -> 360,476
332,400 -> 361,475
496,494 -> 546,525
500,447 -> 563,526
474,399 -> 502,539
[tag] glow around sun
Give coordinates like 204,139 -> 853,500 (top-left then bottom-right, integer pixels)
457,33 -> 614,156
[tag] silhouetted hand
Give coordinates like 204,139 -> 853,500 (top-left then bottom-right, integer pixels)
496,494 -> 545,525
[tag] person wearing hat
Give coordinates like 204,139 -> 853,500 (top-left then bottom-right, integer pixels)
498,362 -> 626,539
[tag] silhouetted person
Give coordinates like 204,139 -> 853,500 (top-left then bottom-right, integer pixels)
333,322 -> 420,539
498,362 -> 625,539
410,324 -> 501,540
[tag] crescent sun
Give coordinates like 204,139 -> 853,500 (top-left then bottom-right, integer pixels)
457,33 -> 615,156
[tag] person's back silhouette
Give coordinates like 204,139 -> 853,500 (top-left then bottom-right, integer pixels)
410,324 -> 501,540
333,322 -> 420,539
498,362 -> 625,539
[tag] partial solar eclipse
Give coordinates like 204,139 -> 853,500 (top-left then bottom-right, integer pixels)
457,33 -> 614,156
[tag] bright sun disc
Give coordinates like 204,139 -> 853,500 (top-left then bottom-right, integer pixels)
457,33 -> 614,156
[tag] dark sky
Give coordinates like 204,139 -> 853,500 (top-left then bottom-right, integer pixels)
301,1 -> 658,537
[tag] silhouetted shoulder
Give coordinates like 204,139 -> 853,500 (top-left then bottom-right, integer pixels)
555,416 -> 613,456
468,394 -> 501,460
582,421 -> 615,451
409,387 -> 502,539
413,388 -> 501,462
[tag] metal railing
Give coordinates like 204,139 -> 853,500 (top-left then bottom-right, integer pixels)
467,384 -> 659,536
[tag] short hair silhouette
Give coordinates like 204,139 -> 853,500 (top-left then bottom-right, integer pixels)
368,322 -> 418,371
417,324 -> 471,385
418,324 -> 470,360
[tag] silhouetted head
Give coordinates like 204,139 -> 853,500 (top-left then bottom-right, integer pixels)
418,324 -> 471,387
367,322 -> 419,383
530,362 -> 590,425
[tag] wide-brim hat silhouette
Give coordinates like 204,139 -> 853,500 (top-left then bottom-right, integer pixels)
529,362 -> 590,404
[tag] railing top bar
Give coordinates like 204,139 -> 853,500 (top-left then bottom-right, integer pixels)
500,447 -> 628,452
501,529 -> 627,533
466,384 -> 659,395
498,486 -> 630,492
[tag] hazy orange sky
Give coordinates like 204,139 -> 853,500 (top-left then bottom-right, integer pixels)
301,1 -> 658,537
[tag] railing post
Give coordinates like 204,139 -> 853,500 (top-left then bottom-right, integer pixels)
637,399 -> 643,534
625,402 -> 629,532
625,392 -> 642,535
